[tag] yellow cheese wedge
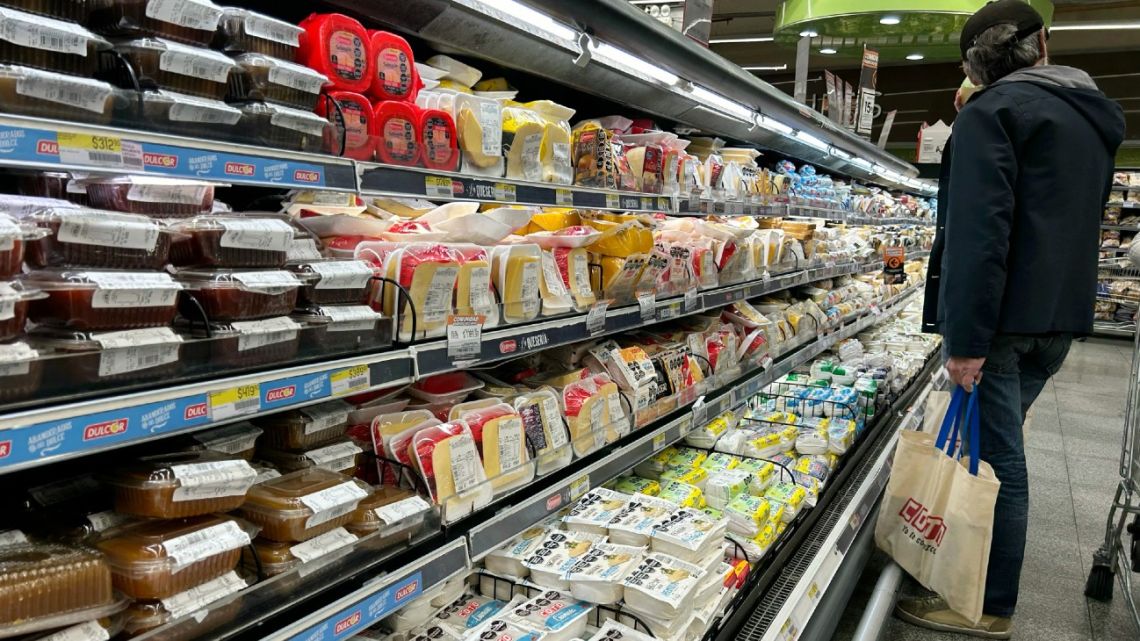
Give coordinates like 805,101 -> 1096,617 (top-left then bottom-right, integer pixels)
429,433 -> 491,519
598,380 -> 629,444
385,251 -> 461,338
458,107 -> 499,168
599,254 -> 648,298
569,393 -> 606,457
482,414 -> 533,493
541,121 -> 572,185
503,108 -> 546,182
562,247 -> 596,308
493,250 -> 541,323
455,258 -> 497,322
527,209 -> 580,235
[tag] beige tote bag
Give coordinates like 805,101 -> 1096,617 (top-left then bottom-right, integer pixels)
876,387 -> 1000,624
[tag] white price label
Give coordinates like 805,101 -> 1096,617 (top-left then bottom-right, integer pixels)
304,441 -> 362,472
88,272 -> 180,309
146,0 -> 222,31
270,108 -> 327,136
477,101 -> 502,157
161,520 -> 251,571
637,291 -> 655,322
447,433 -> 482,495
243,12 -> 301,46
330,364 -> 370,396
128,183 -> 208,205
494,182 -> 517,202
167,91 -> 241,124
56,211 -> 159,250
232,317 -> 299,352
310,260 -> 373,290
0,8 -> 89,55
300,481 -> 368,527
447,314 -> 484,361
268,61 -> 325,95
87,510 -> 131,533
373,495 -> 432,526
98,341 -> 180,377
159,41 -> 234,83
301,403 -> 349,435
684,288 -> 700,312
569,474 -> 590,501
160,571 -> 246,620
16,71 -> 111,114
170,460 -> 256,502
209,384 -> 260,421
289,527 -> 357,563
555,188 -> 574,207
38,620 -> 110,641
586,300 -> 608,335
287,237 -> 323,262
218,219 -> 293,252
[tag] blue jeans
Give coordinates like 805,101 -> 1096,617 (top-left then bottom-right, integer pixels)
973,333 -> 1072,617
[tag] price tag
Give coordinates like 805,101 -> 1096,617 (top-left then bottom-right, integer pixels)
569,474 -> 590,501
807,582 -> 821,602
637,291 -> 655,322
688,192 -> 700,212
657,302 -> 679,321
585,301 -> 609,336
658,197 -> 671,212
652,433 -> 666,450
57,132 -> 125,167
209,384 -> 260,421
678,415 -> 693,436
605,193 -> 620,209
330,364 -> 369,396
494,183 -> 516,202
447,314 -> 484,360
556,188 -> 574,206
640,197 -> 653,210
425,176 -> 453,198
691,395 -> 707,427
684,288 -> 700,312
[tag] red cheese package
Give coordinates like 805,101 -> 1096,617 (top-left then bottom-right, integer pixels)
379,243 -> 461,339
374,100 -> 421,166
453,402 -> 515,452
317,90 -> 375,161
410,421 -> 492,520
452,244 -> 498,327
367,30 -> 418,103
456,402 -> 532,494
297,13 -> 370,93
420,108 -> 459,172
562,376 -> 607,458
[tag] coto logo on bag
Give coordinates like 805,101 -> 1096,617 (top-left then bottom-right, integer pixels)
899,498 -> 949,549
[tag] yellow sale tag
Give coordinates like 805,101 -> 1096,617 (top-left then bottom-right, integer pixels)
58,132 -> 121,153
209,384 -> 260,420
569,474 -> 590,501
494,183 -> 517,202
425,176 -> 453,198
653,433 -> 666,450
331,365 -> 370,396
658,197 -> 671,212
555,188 -> 574,206
56,132 -> 128,167
605,193 -> 620,209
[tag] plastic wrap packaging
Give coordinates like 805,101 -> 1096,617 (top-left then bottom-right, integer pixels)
453,93 -> 504,176
373,99 -> 419,165
492,244 -> 541,324
0,7 -> 109,74
185,422 -> 262,459
699,452 -> 740,473
458,403 -> 533,494
176,269 -> 301,322
120,571 -> 246,636
96,515 -> 254,599
344,487 -> 431,540
258,438 -> 362,476
236,101 -> 330,152
88,0 -> 223,45
502,107 -> 546,182
24,208 -> 171,269
0,281 -> 38,340
649,507 -> 727,563
0,543 -> 114,629
605,493 -> 675,547
381,243 -> 461,339
255,400 -> 351,450
464,617 -> 544,641
228,53 -> 326,110
297,12 -> 370,93
111,37 -> 235,99
522,530 -> 607,590
411,421 -> 493,520
633,447 -> 675,480
289,259 -> 373,306
137,89 -> 242,137
704,470 -> 752,511
82,176 -> 214,217
621,552 -> 705,620
565,542 -> 644,604
238,468 -> 370,542
315,91 -> 372,161
485,525 -> 548,578
421,107 -> 460,172
0,64 -> 120,124
724,495 -> 770,538
507,590 -> 592,641
30,326 -> 183,385
23,270 -> 181,331
660,465 -> 708,492
214,7 -> 302,58
657,481 -> 704,509
432,592 -> 510,635
763,482 -> 806,522
613,476 -> 660,496
170,216 -> 294,268
106,451 -> 257,518
564,488 -> 629,536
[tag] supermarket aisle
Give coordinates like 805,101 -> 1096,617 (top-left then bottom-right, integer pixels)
834,338 -> 1140,641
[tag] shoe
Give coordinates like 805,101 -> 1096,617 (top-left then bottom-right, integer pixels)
895,596 -> 1013,639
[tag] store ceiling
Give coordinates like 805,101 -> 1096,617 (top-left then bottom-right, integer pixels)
682,0 -> 1140,152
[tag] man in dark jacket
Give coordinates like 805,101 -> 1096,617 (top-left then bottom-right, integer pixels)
902,1 -> 1126,638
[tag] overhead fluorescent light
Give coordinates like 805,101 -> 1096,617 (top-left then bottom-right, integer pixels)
850,158 -> 874,171
590,41 -> 680,85
880,15 -> 901,25
456,0 -> 579,47
829,147 -> 854,160
1050,21 -> 1140,31
688,85 -> 754,121
819,47 -> 837,54
756,114 -> 794,136
799,29 -> 819,38
743,64 -> 788,72
794,131 -> 829,151
906,53 -> 925,61
709,36 -> 775,44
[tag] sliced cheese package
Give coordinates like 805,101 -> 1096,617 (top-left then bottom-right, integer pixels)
565,542 -> 645,605
492,244 -> 542,324
454,93 -> 505,177
561,377 -> 609,458
606,494 -> 676,547
410,421 -> 492,521
486,525 -> 550,578
553,247 -> 595,310
382,243 -> 461,340
539,248 -> 575,316
521,101 -> 574,185
564,488 -> 630,536
452,244 -> 500,328
507,589 -> 592,641
522,530 -> 607,590
512,389 -> 572,476
595,374 -> 631,444
502,107 -> 547,183
649,507 -> 728,563
621,552 -> 706,619
458,404 -> 534,495
371,410 -> 438,483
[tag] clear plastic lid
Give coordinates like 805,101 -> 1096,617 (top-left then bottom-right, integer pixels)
288,259 -> 373,289
0,64 -> 118,115
96,514 -> 257,572
22,268 -> 182,293
217,7 -> 303,52
169,214 -> 295,242
241,468 -> 369,517
238,101 -> 329,136
292,304 -> 384,328
31,325 -> 183,352
115,37 -> 237,82
0,6 -> 109,51
190,421 -> 263,456
174,268 -> 304,294
232,52 -> 326,95
258,438 -> 362,474
81,175 -> 215,201
108,450 -> 257,494
141,89 -> 242,125
27,207 -> 167,249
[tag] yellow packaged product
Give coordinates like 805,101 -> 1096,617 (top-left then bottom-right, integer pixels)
660,466 -> 708,491
657,481 -> 705,508
598,254 -> 648,299
725,495 -> 770,538
553,246 -> 596,309
572,121 -> 633,190
538,247 -> 575,316
527,209 -> 580,234
452,244 -> 499,327
764,482 -> 806,522
502,107 -> 546,182
736,459 -> 775,495
382,243 -> 462,340
667,447 -> 708,469
491,244 -> 542,323
512,388 -> 573,475
614,476 -> 661,496
596,376 -> 630,444
455,94 -> 504,175
472,408 -> 534,494
634,446 -> 678,479
700,452 -> 740,472
584,219 -> 654,257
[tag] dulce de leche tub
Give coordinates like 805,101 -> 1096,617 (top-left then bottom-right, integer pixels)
23,208 -> 172,270
105,451 -> 258,519
23,269 -> 181,331
169,216 -> 295,268
237,468 -> 369,542
0,543 -> 115,627
174,269 -> 301,322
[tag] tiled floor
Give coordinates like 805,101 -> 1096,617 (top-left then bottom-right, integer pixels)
834,338 -> 1140,641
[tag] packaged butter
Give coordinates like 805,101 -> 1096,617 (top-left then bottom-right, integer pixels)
699,452 -> 740,473
564,488 -> 630,536
649,507 -> 727,563
605,494 -> 675,547
621,552 -> 706,619
107,452 -> 257,519
522,530 -> 606,590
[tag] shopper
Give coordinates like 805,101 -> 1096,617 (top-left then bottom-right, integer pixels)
908,0 -> 1125,638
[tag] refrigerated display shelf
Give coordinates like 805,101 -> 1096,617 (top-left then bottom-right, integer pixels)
676,197 -> 932,226
0,259 -> 880,472
711,351 -> 940,641
1102,224 -> 1140,232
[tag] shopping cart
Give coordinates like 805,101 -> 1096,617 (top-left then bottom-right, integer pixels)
1084,256 -> 1140,635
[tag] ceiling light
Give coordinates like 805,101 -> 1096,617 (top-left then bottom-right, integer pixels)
799,29 -> 819,38
590,41 -> 679,85
756,114 -> 795,136
819,47 -> 837,54
879,15 -> 901,25
709,36 -> 775,44
688,85 -> 754,122
743,64 -> 788,72
794,131 -> 829,151
456,0 -> 579,47
1050,21 -> 1140,31
906,53 -> 925,61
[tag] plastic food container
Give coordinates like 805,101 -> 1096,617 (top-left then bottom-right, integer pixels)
185,316 -> 301,369
214,7 -> 303,59
344,487 -> 432,539
236,101 -> 330,153
184,422 -> 262,459
253,400 -> 351,450
420,108 -> 459,172
110,37 -> 236,100
0,7 -> 109,74
96,515 -> 255,600
169,216 -> 294,268
0,341 -> 43,403
0,543 -> 115,629
24,208 -> 172,269
23,270 -> 181,331
292,304 -> 388,352
88,0 -> 223,46
120,583 -> 243,637
288,259 -> 374,305
374,100 -> 420,166
257,438 -> 362,476
0,213 -> 35,279
367,30 -> 418,103
0,65 -> 120,124
0,0 -> 92,22
297,12 -> 370,94
83,176 -> 214,217
228,53 -> 326,110
238,468 -> 370,542
242,538 -> 300,577
32,326 -> 183,384
316,90 -> 375,161
137,89 -> 242,137
0,281 -> 42,341
175,269 -> 301,321
106,451 -> 258,519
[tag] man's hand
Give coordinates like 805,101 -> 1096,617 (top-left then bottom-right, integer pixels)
946,356 -> 985,392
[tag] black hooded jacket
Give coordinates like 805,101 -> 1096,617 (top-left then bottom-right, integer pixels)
922,65 -> 1126,357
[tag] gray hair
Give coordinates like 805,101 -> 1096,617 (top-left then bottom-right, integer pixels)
963,23 -> 1043,86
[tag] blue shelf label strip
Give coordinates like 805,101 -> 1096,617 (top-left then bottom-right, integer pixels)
262,372 -> 332,411
289,572 -> 422,641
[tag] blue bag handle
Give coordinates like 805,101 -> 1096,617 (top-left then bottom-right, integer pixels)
934,386 -> 966,453
933,385 -> 983,476
964,387 -> 981,476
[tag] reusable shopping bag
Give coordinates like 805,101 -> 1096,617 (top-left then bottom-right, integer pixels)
875,386 -> 1000,624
